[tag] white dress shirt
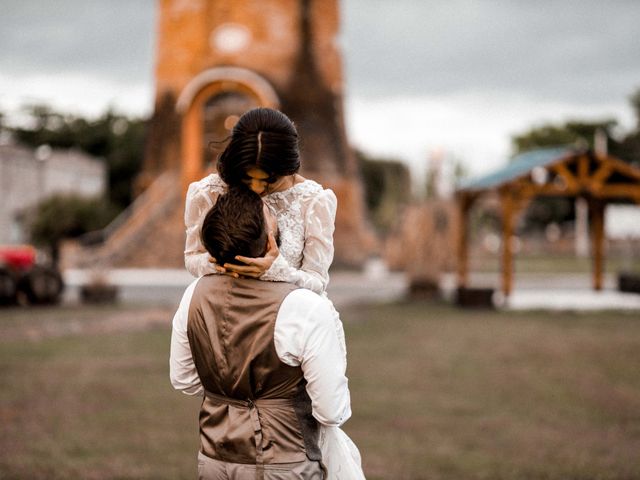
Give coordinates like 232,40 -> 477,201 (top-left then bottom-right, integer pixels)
170,279 -> 351,427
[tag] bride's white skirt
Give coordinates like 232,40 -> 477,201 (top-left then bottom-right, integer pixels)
319,425 -> 366,479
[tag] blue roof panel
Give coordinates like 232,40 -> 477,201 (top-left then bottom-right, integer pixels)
459,146 -> 578,191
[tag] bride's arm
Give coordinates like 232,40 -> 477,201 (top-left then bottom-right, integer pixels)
184,180 -> 223,277
261,189 -> 337,294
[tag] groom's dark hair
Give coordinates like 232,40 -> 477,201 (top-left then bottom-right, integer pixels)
200,187 -> 267,266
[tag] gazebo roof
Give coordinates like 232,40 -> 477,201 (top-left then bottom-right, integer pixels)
459,146 -> 577,192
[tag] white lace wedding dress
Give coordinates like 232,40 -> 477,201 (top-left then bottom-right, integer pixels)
184,173 -> 366,480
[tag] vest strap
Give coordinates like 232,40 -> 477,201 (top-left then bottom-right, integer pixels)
204,391 -> 296,480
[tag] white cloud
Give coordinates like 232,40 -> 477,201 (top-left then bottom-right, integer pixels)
345,91 -> 635,185
0,72 -> 153,121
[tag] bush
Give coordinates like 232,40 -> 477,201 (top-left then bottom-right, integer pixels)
28,194 -> 119,265
356,149 -> 412,233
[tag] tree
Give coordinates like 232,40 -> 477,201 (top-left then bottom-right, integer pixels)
28,194 -> 119,266
609,88 -> 640,165
511,119 -> 617,155
630,89 -> 640,129
355,149 -> 412,233
512,87 -> 640,166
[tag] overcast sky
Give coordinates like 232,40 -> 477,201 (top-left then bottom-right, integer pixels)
1,0 -> 639,182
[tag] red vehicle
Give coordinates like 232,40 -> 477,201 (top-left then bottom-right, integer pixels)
0,245 -> 64,305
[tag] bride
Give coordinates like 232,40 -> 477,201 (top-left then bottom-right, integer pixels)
184,107 -> 365,479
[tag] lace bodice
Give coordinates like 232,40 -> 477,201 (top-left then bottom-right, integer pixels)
184,173 -> 337,295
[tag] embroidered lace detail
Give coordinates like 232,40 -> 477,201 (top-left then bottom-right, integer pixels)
185,176 -> 336,296
260,180 -> 335,294
264,183 -> 311,273
203,173 -> 227,195
184,174 -> 228,277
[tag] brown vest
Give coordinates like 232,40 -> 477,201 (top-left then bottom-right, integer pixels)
187,275 -> 322,468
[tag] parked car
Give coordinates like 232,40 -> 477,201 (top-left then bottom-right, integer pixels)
0,245 -> 64,305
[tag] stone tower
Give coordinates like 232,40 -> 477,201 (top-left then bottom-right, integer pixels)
144,0 -> 376,267
65,0 -> 374,270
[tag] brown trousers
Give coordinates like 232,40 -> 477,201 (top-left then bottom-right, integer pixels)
197,452 -> 324,480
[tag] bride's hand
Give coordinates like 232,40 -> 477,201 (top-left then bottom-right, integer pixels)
223,233 -> 279,278
208,255 -> 230,275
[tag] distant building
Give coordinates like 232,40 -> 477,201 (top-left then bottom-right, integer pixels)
0,142 -> 106,244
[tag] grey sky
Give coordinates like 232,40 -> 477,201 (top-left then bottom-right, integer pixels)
1,1 -> 639,177
0,1 -> 155,82
342,1 -> 640,102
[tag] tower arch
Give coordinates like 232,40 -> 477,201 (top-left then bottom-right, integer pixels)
177,67 -> 280,190
176,66 -> 280,114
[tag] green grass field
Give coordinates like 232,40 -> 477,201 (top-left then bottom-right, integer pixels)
469,252 -> 640,275
1,302 -> 639,479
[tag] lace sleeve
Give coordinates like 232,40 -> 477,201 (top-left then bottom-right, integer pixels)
184,177 -> 224,277
262,189 -> 337,294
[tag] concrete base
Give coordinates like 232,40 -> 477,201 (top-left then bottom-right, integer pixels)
62,269 -> 640,311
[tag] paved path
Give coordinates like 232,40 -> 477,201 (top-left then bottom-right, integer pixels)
440,272 -> 640,310
62,267 -> 409,310
63,268 -> 640,311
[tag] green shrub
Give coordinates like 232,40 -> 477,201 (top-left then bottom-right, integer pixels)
28,194 -> 119,265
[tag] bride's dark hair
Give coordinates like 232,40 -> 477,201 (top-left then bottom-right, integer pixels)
216,107 -> 300,186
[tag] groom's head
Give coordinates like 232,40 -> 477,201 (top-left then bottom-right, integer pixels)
201,187 -> 271,266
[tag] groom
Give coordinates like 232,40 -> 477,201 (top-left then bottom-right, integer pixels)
170,187 -> 351,479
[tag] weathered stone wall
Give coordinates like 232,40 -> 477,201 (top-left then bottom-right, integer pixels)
151,1 -> 342,105
146,0 -> 352,176
132,0 -> 375,268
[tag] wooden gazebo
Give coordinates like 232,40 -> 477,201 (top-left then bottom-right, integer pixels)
456,147 -> 640,296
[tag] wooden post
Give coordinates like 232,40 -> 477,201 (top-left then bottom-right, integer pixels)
501,190 -> 514,297
590,198 -> 605,291
456,193 -> 471,289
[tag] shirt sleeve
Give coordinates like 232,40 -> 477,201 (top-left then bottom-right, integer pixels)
274,289 -> 351,427
261,189 -> 337,294
169,279 -> 204,396
184,178 -> 223,278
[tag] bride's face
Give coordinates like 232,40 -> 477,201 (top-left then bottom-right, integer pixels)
243,167 -> 291,196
